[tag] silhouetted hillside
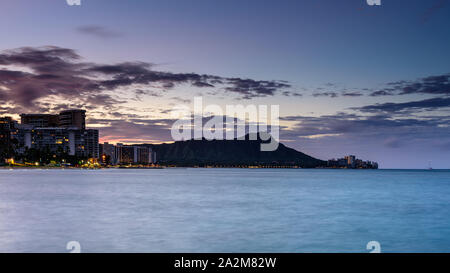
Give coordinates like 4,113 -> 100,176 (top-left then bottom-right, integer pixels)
150,134 -> 326,168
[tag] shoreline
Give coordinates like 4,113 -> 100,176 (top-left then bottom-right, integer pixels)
2,166 -> 439,170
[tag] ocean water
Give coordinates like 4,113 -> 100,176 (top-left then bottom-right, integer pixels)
0,168 -> 449,253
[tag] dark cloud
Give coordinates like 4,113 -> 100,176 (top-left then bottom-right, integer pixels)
224,78 -> 291,99
0,46 -> 81,74
370,90 -> 394,97
0,46 -> 295,113
282,113 -> 447,131
0,69 -> 29,79
280,113 -> 450,150
355,97 -> 450,113
342,92 -> 363,97
369,73 -> 450,97
133,89 -> 162,101
76,25 -> 123,38
192,81 -> 215,88
311,89 -> 362,98
170,97 -> 191,104
87,62 -> 219,91
282,91 -> 303,97
0,47 -> 107,112
312,92 -> 338,98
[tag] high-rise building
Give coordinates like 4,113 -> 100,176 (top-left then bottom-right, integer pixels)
119,145 -> 135,164
59,109 -> 86,130
327,155 -> 377,169
108,143 -> 156,165
21,109 -> 86,129
345,155 -> 356,168
0,117 -> 14,130
12,109 -> 98,159
100,142 -> 117,164
28,127 -> 73,155
134,146 -> 152,164
11,127 -> 98,159
83,129 -> 99,158
0,117 -> 14,158
21,114 -> 59,128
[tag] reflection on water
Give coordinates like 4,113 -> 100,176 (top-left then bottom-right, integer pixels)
0,168 -> 449,253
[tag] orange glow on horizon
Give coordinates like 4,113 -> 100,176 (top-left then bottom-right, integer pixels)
99,137 -> 175,145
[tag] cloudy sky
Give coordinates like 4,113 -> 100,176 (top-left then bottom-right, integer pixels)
0,0 -> 449,168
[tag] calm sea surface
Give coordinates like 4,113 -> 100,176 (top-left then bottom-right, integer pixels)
0,168 -> 449,253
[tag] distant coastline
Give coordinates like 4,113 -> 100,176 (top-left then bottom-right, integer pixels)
0,165 -> 306,169
0,165 -> 379,170
2,111 -> 378,169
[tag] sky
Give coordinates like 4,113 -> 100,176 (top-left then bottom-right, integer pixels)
0,0 -> 449,168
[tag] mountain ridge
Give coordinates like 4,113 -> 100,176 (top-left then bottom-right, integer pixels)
147,134 -> 326,168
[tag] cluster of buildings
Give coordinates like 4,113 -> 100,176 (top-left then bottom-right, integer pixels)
327,155 -> 378,169
1,110 -> 99,159
0,109 -> 156,166
100,142 -> 156,165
